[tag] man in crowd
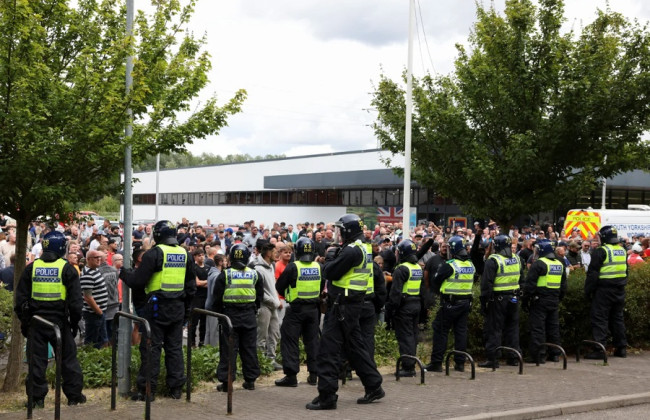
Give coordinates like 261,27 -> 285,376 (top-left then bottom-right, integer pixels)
81,249 -> 109,349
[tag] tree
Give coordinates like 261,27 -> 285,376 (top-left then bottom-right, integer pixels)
371,0 -> 650,227
0,0 -> 245,391
133,151 -> 287,171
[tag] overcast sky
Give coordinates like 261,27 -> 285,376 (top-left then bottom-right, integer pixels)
171,0 -> 650,158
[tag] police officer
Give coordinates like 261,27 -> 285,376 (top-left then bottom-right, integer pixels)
359,240 -> 387,364
15,231 -> 86,407
306,214 -> 384,410
386,239 -> 423,377
479,235 -> 523,368
275,237 -> 324,387
522,239 -> 567,363
584,226 -> 628,359
426,235 -> 475,373
125,220 -> 196,400
210,243 -> 263,391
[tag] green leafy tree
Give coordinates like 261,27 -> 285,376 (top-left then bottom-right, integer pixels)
0,0 -> 245,391
134,151 -> 287,171
372,0 -> 650,227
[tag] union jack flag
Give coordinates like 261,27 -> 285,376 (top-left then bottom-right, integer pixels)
377,206 -> 403,223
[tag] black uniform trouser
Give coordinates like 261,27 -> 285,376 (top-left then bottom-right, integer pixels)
190,294 -> 207,346
359,300 -> 378,362
431,298 -> 471,364
393,298 -> 421,370
528,296 -> 560,357
27,318 -> 83,400
316,299 -> 382,398
484,295 -> 520,360
137,298 -> 186,393
591,286 -> 627,348
280,303 -> 320,376
217,306 -> 260,383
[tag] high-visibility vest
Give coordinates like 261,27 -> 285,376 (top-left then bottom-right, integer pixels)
536,257 -> 563,289
364,243 -> 375,294
599,244 -> 627,280
440,259 -> 475,295
31,259 -> 67,301
286,261 -> 321,303
223,267 -> 258,303
333,240 -> 370,292
146,245 -> 187,294
399,262 -> 422,296
489,254 -> 521,291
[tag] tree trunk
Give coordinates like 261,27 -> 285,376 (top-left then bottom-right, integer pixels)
2,216 -> 29,392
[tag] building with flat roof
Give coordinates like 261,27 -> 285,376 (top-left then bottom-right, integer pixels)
123,149 -> 650,228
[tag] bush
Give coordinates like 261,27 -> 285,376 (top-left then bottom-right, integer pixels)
0,286 -> 12,350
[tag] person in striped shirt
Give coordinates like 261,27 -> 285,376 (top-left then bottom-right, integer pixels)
81,249 -> 109,348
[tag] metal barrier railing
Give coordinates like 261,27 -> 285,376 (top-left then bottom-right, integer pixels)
111,311 -> 152,420
445,350 -> 476,380
27,315 -> 62,420
534,343 -> 567,370
395,355 -> 425,384
576,340 -> 608,365
186,308 -> 234,414
493,346 -> 524,375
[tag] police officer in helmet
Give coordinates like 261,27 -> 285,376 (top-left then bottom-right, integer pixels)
15,231 -> 86,408
210,243 -> 263,391
584,226 -> 628,359
386,239 -> 423,377
306,214 -> 384,410
479,235 -> 523,368
125,220 -> 196,400
426,235 -> 476,372
522,239 -> 567,363
275,237 -> 325,387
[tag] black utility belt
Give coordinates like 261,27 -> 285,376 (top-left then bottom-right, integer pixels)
331,295 -> 364,304
401,295 -> 421,300
493,290 -> 520,296
441,294 -> 472,302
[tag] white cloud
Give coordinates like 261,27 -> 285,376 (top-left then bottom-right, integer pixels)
177,0 -> 650,158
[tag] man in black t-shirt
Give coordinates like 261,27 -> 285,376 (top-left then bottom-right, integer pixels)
190,248 -> 209,347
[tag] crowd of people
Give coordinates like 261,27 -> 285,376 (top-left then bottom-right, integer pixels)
3,212 -> 646,411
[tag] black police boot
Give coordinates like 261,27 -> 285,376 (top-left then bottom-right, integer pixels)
584,350 -> 606,360
67,393 -> 87,406
397,369 -> 416,377
547,354 -> 560,363
25,398 -> 45,409
307,372 -> 318,386
357,386 -> 385,404
169,387 -> 182,399
275,375 -> 298,387
216,383 -> 227,392
525,354 -> 545,364
506,358 -> 519,366
478,360 -> 499,369
614,347 -> 627,358
306,394 -> 338,410
131,390 -> 155,402
242,381 -> 255,390
424,362 -> 442,372
454,363 -> 465,372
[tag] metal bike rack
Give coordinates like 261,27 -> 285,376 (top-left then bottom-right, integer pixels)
111,311 -> 152,420
493,346 -> 524,375
186,308 -> 234,414
395,355 -> 426,384
536,343 -> 567,370
445,350 -> 476,380
27,315 -> 62,420
576,340 -> 608,365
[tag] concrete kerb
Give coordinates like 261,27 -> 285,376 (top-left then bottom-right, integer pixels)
449,391 -> 650,420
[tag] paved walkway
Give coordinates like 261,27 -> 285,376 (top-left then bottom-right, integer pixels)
3,352 -> 650,420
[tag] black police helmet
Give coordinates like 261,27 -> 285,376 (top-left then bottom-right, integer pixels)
334,214 -> 363,243
493,235 -> 512,252
448,235 -> 466,257
229,243 -> 250,269
598,225 -> 619,245
535,239 -> 555,258
153,220 -> 177,245
295,237 -> 315,262
43,231 -> 67,258
397,239 -> 418,263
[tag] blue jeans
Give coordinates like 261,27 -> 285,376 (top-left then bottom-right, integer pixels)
83,311 -> 108,349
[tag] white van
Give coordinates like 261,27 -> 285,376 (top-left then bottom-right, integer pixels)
563,205 -> 650,239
